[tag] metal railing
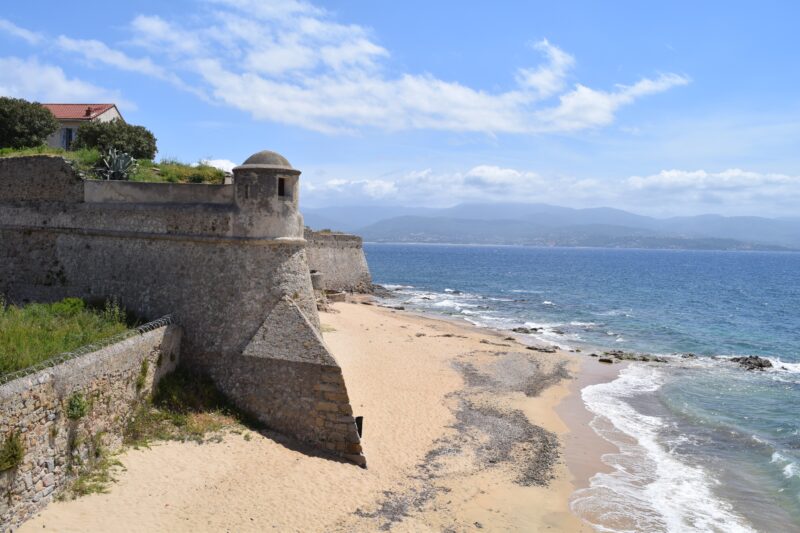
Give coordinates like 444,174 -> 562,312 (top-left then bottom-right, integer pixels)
0,315 -> 174,386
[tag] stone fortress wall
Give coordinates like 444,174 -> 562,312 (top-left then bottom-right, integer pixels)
304,229 -> 373,293
0,323 -> 182,527
0,152 -> 365,469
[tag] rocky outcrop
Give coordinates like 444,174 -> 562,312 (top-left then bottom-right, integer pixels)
730,356 -> 773,371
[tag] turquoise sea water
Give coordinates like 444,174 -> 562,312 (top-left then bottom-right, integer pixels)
364,243 -> 800,532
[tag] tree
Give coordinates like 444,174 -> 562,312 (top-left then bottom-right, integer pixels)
0,97 -> 59,149
73,119 -> 157,160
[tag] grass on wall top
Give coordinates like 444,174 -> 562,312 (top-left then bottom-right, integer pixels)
0,297 -> 131,376
0,146 -> 226,184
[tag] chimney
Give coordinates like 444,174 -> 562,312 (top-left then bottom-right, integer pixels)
85,106 -> 92,117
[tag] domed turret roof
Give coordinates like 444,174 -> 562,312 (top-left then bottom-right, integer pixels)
242,150 -> 292,168
234,150 -> 298,173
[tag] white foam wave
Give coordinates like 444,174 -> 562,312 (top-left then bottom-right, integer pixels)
770,452 -> 799,480
766,358 -> 800,374
382,283 -> 413,290
572,365 -> 755,532
542,300 -> 555,306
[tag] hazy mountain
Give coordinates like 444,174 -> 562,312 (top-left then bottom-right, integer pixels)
302,203 -> 800,250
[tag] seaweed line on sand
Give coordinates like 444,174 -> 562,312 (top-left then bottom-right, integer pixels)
350,350 -> 566,530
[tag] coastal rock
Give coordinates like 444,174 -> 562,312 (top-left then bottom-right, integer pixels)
603,350 -> 668,364
526,345 -> 556,353
598,358 -> 614,364
730,356 -> 773,371
511,327 -> 540,334
370,284 -> 395,298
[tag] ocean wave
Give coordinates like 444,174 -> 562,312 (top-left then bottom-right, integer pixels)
382,283 -> 414,290
572,365 -> 756,533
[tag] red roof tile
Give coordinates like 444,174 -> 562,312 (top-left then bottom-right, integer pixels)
41,103 -> 118,121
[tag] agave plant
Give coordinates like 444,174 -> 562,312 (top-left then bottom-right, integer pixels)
99,148 -> 137,180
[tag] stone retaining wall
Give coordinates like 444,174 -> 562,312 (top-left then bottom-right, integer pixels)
0,324 -> 182,530
304,229 -> 372,293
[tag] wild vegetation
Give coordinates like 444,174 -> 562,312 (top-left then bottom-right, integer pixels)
0,146 -> 226,184
0,97 -> 225,183
0,297 -> 130,375
72,118 -> 157,160
124,367 -> 252,446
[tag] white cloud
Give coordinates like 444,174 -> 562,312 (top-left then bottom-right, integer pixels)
199,158 -> 237,173
628,168 -> 796,190
515,39 -> 575,99
0,18 -> 42,44
57,36 -> 168,79
5,2 -> 688,136
39,1 -> 685,135
0,56 -> 133,108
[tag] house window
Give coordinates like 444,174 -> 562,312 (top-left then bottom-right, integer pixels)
278,177 -> 288,198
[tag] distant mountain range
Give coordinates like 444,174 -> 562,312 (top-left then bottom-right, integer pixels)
302,203 -> 800,251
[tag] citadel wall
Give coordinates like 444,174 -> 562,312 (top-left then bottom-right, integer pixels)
0,154 -> 365,467
0,323 -> 181,528
304,229 -> 372,293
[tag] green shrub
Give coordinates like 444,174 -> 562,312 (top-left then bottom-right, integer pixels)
0,97 -> 59,149
67,392 -> 89,420
73,119 -> 157,160
0,432 -> 25,471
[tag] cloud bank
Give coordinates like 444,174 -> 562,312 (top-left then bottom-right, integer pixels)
302,165 -> 800,216
0,1 -> 687,135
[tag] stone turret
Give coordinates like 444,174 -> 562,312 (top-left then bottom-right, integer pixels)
232,150 -> 305,239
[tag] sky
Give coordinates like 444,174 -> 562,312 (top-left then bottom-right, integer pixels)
1,0 -> 799,217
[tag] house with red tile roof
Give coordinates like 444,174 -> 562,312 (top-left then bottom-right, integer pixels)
42,104 -> 123,150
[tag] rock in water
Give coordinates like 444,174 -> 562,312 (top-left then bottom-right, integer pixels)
730,356 -> 773,371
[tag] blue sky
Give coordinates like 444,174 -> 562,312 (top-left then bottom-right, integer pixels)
1,0 -> 799,216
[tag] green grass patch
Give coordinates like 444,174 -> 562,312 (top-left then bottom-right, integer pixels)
0,145 -> 101,173
0,146 -> 225,184
0,297 -> 131,376
129,158 -> 225,184
124,367 -> 254,446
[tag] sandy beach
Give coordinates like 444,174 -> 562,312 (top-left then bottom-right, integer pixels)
21,300 -> 618,532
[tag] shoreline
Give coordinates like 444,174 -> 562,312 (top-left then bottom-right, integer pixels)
20,300 -> 621,532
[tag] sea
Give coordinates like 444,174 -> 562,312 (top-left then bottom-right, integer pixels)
363,243 -> 800,533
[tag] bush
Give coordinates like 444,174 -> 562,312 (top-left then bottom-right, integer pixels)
0,97 -> 59,149
0,432 -> 25,471
73,119 -> 157,160
67,392 -> 89,420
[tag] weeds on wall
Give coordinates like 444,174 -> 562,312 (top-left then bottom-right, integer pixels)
0,432 -> 24,472
67,392 -> 89,420
135,359 -> 149,392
